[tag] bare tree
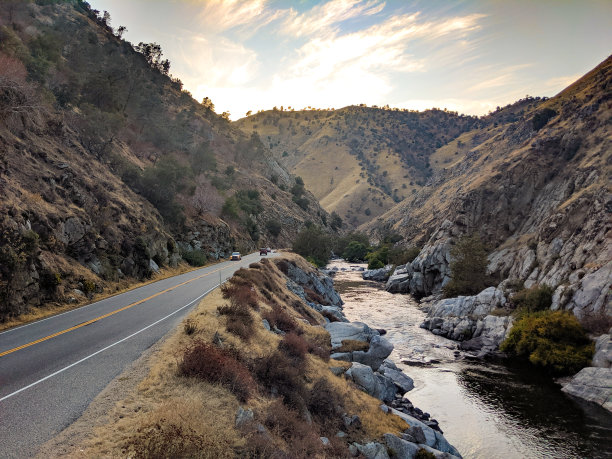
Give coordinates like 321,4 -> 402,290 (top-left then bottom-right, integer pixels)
0,54 -> 43,128
191,177 -> 223,216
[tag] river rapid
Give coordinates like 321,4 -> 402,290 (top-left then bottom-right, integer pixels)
328,260 -> 612,459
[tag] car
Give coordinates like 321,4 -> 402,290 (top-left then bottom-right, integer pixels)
266,247 -> 272,253
260,248 -> 267,255
230,252 -> 241,260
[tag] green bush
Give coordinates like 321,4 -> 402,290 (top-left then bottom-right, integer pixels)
532,108 -> 557,131
366,245 -> 389,269
500,310 -> 594,375
266,219 -> 282,238
180,248 -> 207,267
511,285 -> 554,314
388,246 -> 420,266
443,234 -> 490,297
292,226 -> 332,267
343,241 -> 369,262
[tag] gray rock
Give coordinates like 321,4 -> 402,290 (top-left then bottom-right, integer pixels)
320,437 -> 330,446
561,367 -> 612,412
354,442 -> 390,459
325,321 -> 379,350
149,258 -> 160,273
363,265 -> 394,282
565,262 -> 612,320
402,426 -> 427,444
72,289 -> 85,297
386,264 -> 414,294
383,434 -> 419,458
592,333 -> 612,368
378,366 -> 414,394
346,363 -> 397,402
235,407 -> 254,427
384,407 -> 461,456
330,352 -> 353,362
352,335 -> 394,370
336,431 -> 347,438
343,414 -> 362,429
262,319 -> 271,331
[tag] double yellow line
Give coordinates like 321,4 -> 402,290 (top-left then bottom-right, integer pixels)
0,265 -> 226,358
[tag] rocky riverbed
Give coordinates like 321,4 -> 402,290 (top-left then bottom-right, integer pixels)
328,260 -> 612,459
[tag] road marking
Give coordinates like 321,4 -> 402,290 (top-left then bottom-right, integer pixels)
0,286 -> 217,403
0,265 -> 227,358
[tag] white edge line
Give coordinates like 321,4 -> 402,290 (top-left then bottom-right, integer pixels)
0,285 -> 218,403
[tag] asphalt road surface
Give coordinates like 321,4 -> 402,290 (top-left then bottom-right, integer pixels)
0,251 -> 275,458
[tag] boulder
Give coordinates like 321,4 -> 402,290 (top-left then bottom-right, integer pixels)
321,305 -> 348,322
383,434 -> 419,458
385,264 -> 414,294
592,332 -> 612,368
561,367 -> 612,412
378,365 -> 414,394
565,262 -> 612,320
325,321 -> 379,350
345,362 -> 397,402
385,407 -> 461,457
363,265 -> 394,282
235,407 -> 254,427
353,442 -> 390,459
352,335 -> 394,370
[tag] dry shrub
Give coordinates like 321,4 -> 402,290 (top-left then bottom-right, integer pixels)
263,400 -> 324,458
302,327 -> 332,361
307,378 -> 344,425
122,420 -> 208,459
0,53 -> 42,128
580,309 -> 612,335
279,331 -> 308,360
217,302 -> 254,340
252,351 -> 306,409
183,318 -> 197,335
179,341 -> 255,402
221,281 -> 258,309
320,309 -> 341,323
239,430 -> 278,458
303,286 -> 330,306
275,259 -> 292,275
263,302 -> 297,333
290,299 -> 321,325
337,339 -> 370,353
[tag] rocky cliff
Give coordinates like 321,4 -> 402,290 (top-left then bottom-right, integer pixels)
0,1 -> 330,321
380,56 -> 611,332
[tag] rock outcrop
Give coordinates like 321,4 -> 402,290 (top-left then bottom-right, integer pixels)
561,367 -> 612,412
419,287 -> 513,355
362,265 -> 394,282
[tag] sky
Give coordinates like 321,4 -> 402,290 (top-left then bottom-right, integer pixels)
89,0 -> 612,120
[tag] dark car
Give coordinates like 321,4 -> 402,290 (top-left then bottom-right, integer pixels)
260,248 -> 267,255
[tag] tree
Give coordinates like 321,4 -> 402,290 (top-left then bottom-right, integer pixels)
343,241 -> 368,262
443,234 -> 489,297
330,211 -> 343,231
201,97 -> 215,112
191,179 -> 222,216
292,226 -> 332,267
116,25 -> 127,39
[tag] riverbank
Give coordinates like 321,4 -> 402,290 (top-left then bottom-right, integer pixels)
330,260 -> 612,459
39,254 -> 461,458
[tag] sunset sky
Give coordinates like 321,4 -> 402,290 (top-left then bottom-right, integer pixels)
89,0 -> 612,119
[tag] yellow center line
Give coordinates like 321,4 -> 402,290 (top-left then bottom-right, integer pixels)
0,265 -> 227,358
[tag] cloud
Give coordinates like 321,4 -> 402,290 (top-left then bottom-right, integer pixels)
279,0 -> 386,38
196,0 -> 270,32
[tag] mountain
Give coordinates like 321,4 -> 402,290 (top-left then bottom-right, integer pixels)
235,106 -> 480,227
240,56 -> 611,327
0,0 -> 328,321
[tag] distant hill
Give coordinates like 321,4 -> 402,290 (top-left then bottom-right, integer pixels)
236,106 -> 479,226
0,0 -> 329,320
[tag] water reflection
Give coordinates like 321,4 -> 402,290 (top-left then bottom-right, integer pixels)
329,260 -> 612,459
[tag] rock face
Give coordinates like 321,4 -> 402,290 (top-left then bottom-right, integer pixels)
592,331 -> 612,368
561,367 -> 612,412
420,287 -> 513,354
362,265 -> 394,282
345,363 -> 397,402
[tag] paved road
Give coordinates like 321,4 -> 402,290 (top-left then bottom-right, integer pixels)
0,251 -> 274,458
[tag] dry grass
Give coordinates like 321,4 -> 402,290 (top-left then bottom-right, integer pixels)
337,339 -> 370,353
77,256 -> 414,457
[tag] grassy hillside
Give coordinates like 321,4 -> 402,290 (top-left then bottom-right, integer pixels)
366,55 -> 611,254
236,106 -> 480,227
0,0 -> 331,321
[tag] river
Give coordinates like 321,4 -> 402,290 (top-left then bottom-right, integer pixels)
328,260 -> 612,459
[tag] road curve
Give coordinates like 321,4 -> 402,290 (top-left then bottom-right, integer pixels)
0,251 -> 274,458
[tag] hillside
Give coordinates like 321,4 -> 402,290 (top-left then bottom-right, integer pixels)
372,55 -> 611,325
236,106 -> 479,227
0,0 -> 330,321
